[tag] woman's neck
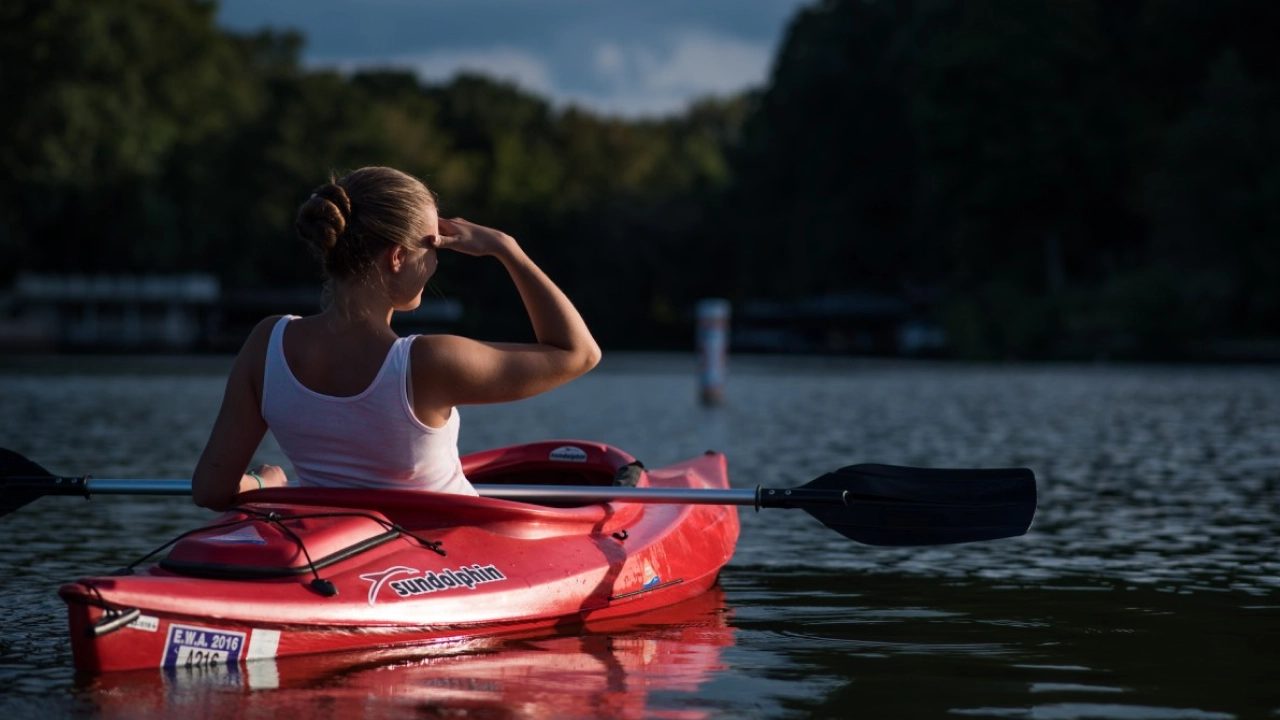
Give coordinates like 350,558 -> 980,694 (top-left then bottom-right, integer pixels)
323,280 -> 395,334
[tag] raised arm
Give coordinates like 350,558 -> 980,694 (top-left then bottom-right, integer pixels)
412,218 -> 601,412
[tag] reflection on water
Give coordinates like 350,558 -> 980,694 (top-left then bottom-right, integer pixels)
1,355 -> 1278,718
81,588 -> 734,720
726,571 -> 1274,719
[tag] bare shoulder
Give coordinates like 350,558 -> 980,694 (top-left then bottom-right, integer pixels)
250,314 -> 287,342
409,333 -> 472,372
236,315 -> 285,357
233,315 -> 289,395
408,334 -> 475,413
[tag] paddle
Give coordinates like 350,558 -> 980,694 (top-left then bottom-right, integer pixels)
0,447 -> 1036,546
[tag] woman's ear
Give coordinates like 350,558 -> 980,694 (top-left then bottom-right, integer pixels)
387,244 -> 407,273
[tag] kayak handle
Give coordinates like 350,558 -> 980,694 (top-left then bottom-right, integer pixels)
88,607 -> 141,639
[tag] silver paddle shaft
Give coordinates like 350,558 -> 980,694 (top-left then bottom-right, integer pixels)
475,484 -> 760,505
84,478 -> 766,505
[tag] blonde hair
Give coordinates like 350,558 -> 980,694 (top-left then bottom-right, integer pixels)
294,166 -> 436,279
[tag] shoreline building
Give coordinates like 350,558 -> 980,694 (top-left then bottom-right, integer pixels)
0,273 -> 464,353
0,273 -> 221,352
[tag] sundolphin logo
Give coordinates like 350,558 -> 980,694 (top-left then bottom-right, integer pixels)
358,566 -> 418,606
359,564 -> 507,605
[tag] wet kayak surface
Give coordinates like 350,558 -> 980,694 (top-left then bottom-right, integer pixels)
2,354 -> 1277,719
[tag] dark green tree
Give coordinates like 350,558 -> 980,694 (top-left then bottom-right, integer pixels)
0,0 -> 260,276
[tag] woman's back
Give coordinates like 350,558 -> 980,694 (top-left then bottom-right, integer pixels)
261,316 -> 476,494
277,315 -> 398,399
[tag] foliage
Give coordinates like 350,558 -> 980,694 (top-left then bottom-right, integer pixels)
1,0 -> 1276,358
729,0 -> 1280,358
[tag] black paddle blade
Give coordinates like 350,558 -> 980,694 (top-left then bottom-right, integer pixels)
1,448 -> 55,516
0,448 -> 88,517
800,463 -> 1037,546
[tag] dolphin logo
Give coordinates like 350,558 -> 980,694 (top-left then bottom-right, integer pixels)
358,566 -> 418,606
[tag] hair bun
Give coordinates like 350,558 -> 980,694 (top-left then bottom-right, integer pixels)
295,182 -> 352,253
294,167 -> 435,280
311,183 -> 352,223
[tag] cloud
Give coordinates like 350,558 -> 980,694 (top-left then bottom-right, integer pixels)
219,0 -> 806,118
638,31 -> 774,94
311,31 -> 771,118
573,31 -> 774,117
318,47 -> 557,97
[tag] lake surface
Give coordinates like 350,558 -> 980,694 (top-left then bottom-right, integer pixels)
1,354 -> 1277,718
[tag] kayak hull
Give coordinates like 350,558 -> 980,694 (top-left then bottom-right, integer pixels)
59,440 -> 739,674
82,588 -> 736,718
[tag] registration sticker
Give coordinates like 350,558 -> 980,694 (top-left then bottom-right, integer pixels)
128,614 -> 159,632
162,624 -> 246,668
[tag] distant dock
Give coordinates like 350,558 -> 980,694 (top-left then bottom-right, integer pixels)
0,273 -> 461,353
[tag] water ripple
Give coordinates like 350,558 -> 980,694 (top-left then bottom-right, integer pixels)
2,358 -> 1278,718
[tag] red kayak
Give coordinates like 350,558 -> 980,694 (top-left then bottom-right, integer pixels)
58,440 -> 740,674
84,587 -> 734,720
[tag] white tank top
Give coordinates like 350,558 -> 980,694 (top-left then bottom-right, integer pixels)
261,316 -> 477,495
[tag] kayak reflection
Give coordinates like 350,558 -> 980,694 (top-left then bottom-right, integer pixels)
83,586 -> 735,720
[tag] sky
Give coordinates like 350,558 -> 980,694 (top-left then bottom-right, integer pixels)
215,0 -> 815,118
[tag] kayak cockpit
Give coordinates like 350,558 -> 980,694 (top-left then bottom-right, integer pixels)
224,441 -> 650,538
459,439 -> 647,492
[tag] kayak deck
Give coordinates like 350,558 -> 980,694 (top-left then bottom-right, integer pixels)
59,440 -> 740,673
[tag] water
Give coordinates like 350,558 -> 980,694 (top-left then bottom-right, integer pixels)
1,355 -> 1278,718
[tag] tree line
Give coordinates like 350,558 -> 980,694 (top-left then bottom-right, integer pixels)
2,0 -> 1277,359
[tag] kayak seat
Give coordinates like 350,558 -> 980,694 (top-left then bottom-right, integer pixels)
469,465 -> 614,488
460,440 -> 650,495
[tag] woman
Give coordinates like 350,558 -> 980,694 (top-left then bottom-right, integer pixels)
192,166 -> 600,511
